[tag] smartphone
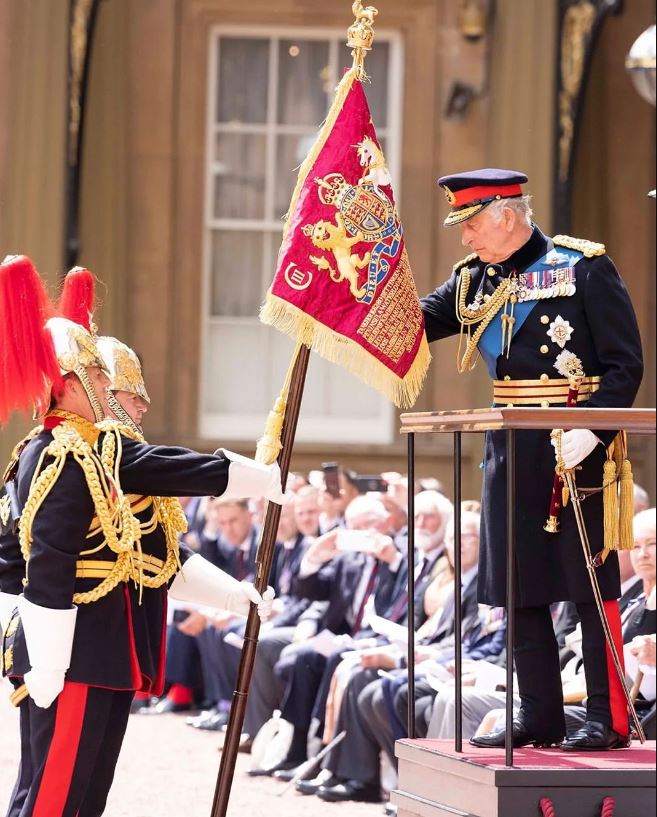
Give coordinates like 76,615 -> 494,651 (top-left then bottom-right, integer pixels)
172,610 -> 190,624
336,529 -> 375,552
322,462 -> 341,498
354,475 -> 388,494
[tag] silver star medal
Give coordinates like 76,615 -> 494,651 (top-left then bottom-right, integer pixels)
547,315 -> 574,348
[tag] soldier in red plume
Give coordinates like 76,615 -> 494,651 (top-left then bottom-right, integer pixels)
0,256 -> 285,817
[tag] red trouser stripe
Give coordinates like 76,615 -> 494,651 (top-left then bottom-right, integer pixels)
603,600 -> 628,736
33,682 -> 89,817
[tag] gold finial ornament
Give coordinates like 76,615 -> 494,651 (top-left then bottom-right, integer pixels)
347,2 -> 378,79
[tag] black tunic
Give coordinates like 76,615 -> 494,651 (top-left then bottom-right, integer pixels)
3,429 -> 235,691
421,226 -> 643,607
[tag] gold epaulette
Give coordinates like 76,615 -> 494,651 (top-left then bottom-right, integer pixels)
553,235 -> 606,258
453,252 -> 478,274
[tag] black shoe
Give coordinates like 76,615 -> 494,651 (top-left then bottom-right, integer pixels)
139,697 -> 193,715
247,759 -> 301,778
560,721 -> 632,751
296,769 -> 338,795
317,779 -> 383,803
469,719 -> 563,749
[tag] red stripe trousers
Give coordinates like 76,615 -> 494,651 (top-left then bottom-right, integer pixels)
6,683 -> 133,817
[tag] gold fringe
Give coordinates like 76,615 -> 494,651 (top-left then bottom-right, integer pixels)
602,458 -> 619,557
260,294 -> 431,409
618,458 -> 635,552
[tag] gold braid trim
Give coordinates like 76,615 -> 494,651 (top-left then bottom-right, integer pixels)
453,252 -> 478,275
18,422 -> 141,605
553,235 -> 606,258
455,266 -> 513,373
95,420 -> 185,590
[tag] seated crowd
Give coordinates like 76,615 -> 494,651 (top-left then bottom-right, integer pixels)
135,469 -> 655,810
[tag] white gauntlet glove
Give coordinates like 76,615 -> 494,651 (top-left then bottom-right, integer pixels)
17,596 -> 77,709
550,428 -> 599,470
169,554 -> 276,622
217,449 -> 289,505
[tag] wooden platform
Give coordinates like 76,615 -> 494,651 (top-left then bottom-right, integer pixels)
393,739 -> 656,817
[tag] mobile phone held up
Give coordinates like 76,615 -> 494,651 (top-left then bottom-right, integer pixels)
354,475 -> 388,494
322,462 -> 341,498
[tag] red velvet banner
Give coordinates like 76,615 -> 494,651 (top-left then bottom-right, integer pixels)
261,70 -> 430,409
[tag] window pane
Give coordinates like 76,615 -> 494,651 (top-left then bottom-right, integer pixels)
278,40 -> 330,125
274,133 -> 316,218
217,38 -> 269,124
204,323 -> 268,412
210,230 -> 264,317
213,133 -> 266,220
339,41 -> 389,128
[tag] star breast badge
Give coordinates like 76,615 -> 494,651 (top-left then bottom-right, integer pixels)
547,315 -> 574,348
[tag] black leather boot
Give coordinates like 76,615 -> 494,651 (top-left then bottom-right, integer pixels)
470,718 -> 564,749
560,721 -> 632,751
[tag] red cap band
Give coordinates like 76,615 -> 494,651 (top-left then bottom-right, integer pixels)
452,183 -> 522,208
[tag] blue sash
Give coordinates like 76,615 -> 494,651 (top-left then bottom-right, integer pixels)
478,246 -> 583,378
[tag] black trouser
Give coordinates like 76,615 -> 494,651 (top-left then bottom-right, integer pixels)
6,682 -> 133,817
514,602 -> 628,739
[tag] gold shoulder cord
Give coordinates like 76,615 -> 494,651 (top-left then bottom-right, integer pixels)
96,420 -> 186,592
552,234 -> 606,258
19,420 -> 141,604
454,265 -> 513,373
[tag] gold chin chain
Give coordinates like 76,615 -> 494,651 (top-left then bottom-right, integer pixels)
455,266 -> 515,373
73,365 -> 105,422
106,392 -> 140,436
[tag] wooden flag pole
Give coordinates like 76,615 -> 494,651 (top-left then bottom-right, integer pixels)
211,344 -> 310,817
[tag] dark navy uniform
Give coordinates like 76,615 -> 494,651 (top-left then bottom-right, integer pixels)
0,419 -> 238,817
422,225 -> 643,607
420,169 -> 643,747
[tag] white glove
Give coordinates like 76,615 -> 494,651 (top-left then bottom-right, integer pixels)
17,596 -> 77,709
550,428 -> 599,470
237,583 -> 276,622
217,450 -> 289,505
169,554 -> 276,621
0,591 -> 18,636
23,668 -> 66,709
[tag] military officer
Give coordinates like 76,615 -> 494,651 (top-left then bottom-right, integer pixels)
420,169 -> 643,750
0,256 -> 282,817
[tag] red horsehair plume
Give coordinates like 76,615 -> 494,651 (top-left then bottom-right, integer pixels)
57,266 -> 96,331
0,255 -> 62,425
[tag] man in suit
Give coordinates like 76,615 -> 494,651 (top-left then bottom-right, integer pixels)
190,497 -> 316,734
257,494 -> 406,775
307,510 -> 488,803
173,499 -> 261,729
242,489 -> 324,741
420,169 -> 643,750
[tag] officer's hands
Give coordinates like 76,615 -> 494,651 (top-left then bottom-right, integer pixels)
551,428 -> 599,469
235,583 -> 276,622
24,668 -> 65,709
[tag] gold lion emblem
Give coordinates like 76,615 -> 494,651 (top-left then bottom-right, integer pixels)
303,213 -> 371,300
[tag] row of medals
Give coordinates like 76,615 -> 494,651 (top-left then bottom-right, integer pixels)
467,277 -> 576,313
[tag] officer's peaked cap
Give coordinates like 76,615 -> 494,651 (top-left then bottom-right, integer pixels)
438,168 -> 528,226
